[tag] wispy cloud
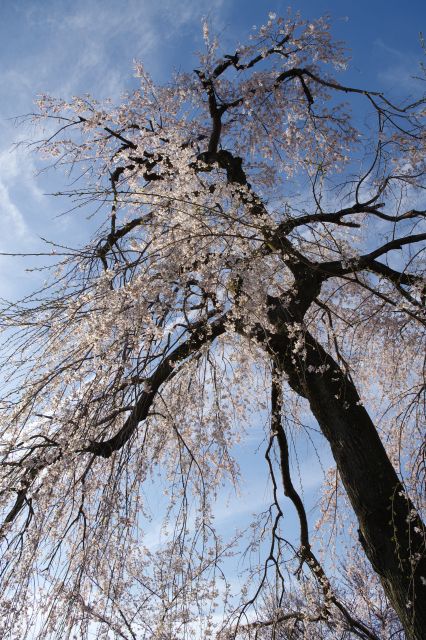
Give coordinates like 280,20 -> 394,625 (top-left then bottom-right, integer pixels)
374,37 -> 424,94
0,0 -> 229,296
0,149 -> 38,248
12,0 -> 227,100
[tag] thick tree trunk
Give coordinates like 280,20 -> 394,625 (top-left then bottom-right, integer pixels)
269,324 -> 426,639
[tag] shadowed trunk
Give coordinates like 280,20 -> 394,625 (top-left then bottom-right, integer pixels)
267,316 -> 426,639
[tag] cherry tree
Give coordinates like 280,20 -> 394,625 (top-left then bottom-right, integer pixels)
0,10 -> 425,640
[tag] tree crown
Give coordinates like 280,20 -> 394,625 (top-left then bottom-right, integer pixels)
0,10 -> 425,640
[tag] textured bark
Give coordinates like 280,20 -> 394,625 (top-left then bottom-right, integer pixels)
269,321 -> 426,639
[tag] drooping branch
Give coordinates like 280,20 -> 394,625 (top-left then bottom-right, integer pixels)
84,313 -> 227,458
270,361 -> 381,640
0,314 -> 227,538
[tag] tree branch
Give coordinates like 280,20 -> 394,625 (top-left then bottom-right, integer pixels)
84,314 -> 227,458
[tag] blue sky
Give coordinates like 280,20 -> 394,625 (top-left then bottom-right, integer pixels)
0,0 -> 424,578
0,0 -> 424,300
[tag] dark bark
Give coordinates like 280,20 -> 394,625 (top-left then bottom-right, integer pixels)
85,314 -> 227,458
267,304 -> 426,639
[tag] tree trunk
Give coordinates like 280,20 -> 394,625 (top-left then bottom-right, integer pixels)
269,324 -> 426,639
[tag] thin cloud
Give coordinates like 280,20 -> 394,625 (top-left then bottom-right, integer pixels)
374,37 -> 424,94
